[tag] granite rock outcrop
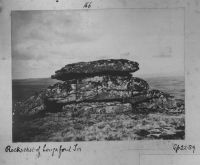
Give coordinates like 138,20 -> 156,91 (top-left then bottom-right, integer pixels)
13,59 -> 184,117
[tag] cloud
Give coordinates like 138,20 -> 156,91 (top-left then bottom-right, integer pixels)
12,11 -> 98,62
120,52 -> 130,58
153,47 -> 173,58
12,40 -> 46,61
98,55 -> 109,60
11,10 -> 184,79
153,54 -> 172,58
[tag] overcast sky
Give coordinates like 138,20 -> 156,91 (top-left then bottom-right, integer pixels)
12,9 -> 184,79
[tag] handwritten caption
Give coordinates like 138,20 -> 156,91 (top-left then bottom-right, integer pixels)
5,144 -> 81,158
173,144 -> 195,154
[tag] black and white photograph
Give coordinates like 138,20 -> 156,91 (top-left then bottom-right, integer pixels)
12,9 -> 185,142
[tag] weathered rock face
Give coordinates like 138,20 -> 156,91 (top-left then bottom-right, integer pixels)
62,102 -> 132,115
13,79 -> 184,116
47,76 -> 149,102
13,59 -> 184,117
131,90 -> 184,113
51,59 -> 139,81
13,90 -> 47,116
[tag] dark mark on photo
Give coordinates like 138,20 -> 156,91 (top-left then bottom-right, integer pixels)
83,1 -> 92,8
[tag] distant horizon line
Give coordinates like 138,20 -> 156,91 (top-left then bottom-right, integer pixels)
12,73 -> 184,80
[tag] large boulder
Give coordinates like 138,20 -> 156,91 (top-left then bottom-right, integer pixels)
46,76 -> 149,103
51,59 -> 139,81
13,59 -> 184,116
131,89 -> 184,113
13,75 -> 149,115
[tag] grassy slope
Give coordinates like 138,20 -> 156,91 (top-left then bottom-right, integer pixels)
13,110 -> 184,142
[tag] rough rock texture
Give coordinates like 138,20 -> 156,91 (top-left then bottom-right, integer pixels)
13,59 -> 184,116
131,90 -> 184,113
13,59 -> 185,141
13,90 -> 47,117
51,59 -> 139,81
13,77 -> 184,116
13,76 -> 149,115
48,76 -> 149,101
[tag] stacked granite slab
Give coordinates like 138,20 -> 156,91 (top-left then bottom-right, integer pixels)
13,59 -> 184,116
45,59 -> 147,112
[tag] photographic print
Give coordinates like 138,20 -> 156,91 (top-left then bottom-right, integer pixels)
12,9 -> 185,142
